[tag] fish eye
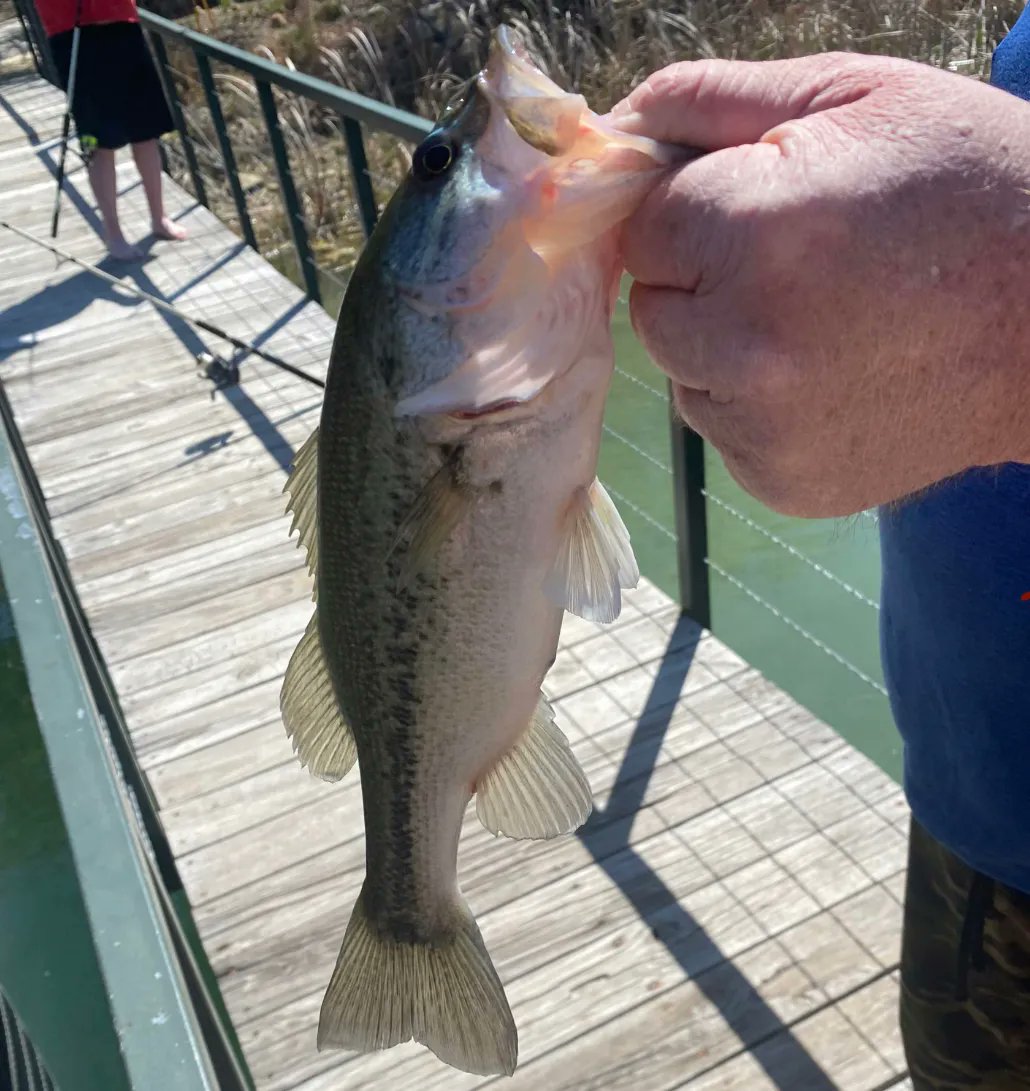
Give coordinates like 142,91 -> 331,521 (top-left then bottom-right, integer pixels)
413,136 -> 459,181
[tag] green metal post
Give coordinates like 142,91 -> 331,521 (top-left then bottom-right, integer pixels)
341,115 -> 378,239
0,438 -> 220,1091
13,0 -> 54,83
148,31 -> 209,209
256,80 -> 321,304
195,53 -> 258,250
668,397 -> 711,630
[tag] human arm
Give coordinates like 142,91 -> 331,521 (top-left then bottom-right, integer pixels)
614,53 -> 1030,517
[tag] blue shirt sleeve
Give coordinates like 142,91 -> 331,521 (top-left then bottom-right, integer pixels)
991,3 -> 1030,97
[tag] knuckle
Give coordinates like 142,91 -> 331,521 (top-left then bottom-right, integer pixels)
627,59 -> 737,116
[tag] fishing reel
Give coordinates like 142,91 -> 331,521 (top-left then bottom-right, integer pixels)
196,351 -> 241,397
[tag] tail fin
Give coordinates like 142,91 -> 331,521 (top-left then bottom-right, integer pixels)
317,887 -> 517,1077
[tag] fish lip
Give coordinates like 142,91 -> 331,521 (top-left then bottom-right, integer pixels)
479,25 -> 584,157
394,388 -> 539,420
485,25 -> 535,80
446,398 -> 525,421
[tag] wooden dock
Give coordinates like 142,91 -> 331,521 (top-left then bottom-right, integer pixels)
1,62 -> 911,1090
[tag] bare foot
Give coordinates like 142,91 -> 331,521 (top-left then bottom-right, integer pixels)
107,237 -> 144,260
153,216 -> 188,241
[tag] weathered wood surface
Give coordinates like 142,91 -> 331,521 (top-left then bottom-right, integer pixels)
1,65 -> 911,1090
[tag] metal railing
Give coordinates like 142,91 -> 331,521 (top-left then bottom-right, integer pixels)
1,991 -> 56,1091
0,385 -> 252,1090
138,10 -> 431,305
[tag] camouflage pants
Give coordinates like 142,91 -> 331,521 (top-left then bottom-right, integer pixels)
901,819 -> 1030,1089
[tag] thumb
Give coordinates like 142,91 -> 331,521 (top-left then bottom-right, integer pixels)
609,53 -> 878,150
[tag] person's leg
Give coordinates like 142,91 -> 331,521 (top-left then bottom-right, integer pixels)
900,818 -> 1030,1089
131,139 -> 187,241
86,147 -> 142,260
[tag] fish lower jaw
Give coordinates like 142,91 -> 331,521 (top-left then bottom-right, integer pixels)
447,398 -> 525,421
405,396 -> 544,442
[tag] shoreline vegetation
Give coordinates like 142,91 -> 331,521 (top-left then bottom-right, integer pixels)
9,0 -> 1024,301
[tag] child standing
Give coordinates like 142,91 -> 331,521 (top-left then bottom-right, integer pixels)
37,0 -> 188,258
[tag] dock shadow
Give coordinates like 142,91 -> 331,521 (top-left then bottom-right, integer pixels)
2,231 -> 310,481
576,613 -> 836,1090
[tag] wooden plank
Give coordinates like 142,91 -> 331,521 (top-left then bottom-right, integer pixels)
683,973 -> 902,1091
149,713 -> 302,806
93,565 -> 311,665
82,525 -> 303,623
250,882 -> 899,1091
71,498 -> 299,587
126,655 -> 297,767
49,442 -> 298,530
120,628 -> 302,734
26,377 -> 319,483
108,597 -> 308,703
0,72 -> 911,1091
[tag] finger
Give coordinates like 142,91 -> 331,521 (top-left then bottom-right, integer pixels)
620,143 -> 772,291
630,278 -> 803,420
628,281 -> 747,403
608,53 -> 877,150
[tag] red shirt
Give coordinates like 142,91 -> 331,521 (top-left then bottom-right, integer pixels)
37,0 -> 139,37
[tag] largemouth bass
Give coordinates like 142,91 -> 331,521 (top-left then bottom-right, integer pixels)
280,26 -> 681,1078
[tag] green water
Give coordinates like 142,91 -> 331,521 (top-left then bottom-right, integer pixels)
602,292 -> 901,782
0,577 -> 131,1090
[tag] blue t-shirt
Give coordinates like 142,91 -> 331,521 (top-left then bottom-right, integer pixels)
879,5 -> 1030,892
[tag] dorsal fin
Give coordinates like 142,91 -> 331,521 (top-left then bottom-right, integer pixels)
284,426 -> 319,582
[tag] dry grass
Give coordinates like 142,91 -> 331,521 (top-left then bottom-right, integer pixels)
158,0 -> 1024,305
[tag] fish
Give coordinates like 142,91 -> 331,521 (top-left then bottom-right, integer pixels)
279,25 -> 683,1078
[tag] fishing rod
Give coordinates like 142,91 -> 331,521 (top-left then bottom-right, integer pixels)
50,0 -> 85,239
0,219 -> 327,390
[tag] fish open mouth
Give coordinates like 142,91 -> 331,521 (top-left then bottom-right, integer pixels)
479,27 -> 587,158
391,25 -> 688,423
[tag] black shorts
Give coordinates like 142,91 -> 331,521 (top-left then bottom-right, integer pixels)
47,22 -> 175,150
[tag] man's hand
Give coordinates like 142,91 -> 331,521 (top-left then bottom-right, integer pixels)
613,54 -> 1030,516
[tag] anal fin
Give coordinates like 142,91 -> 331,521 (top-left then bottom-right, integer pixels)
280,610 -> 357,782
544,477 -> 639,624
476,694 -> 592,840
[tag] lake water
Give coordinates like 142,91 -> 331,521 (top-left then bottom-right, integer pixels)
602,290 -> 900,781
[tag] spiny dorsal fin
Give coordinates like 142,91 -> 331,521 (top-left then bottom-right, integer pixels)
389,453 -> 472,586
283,426 -> 319,581
280,610 -> 356,782
476,694 -> 592,840
544,477 -> 639,624
317,885 -> 517,1076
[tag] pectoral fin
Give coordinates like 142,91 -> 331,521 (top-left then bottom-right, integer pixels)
544,478 -> 639,624
476,694 -> 592,840
390,453 -> 472,586
280,610 -> 356,782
